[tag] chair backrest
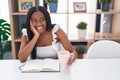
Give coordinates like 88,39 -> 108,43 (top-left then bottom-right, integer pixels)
86,40 -> 120,59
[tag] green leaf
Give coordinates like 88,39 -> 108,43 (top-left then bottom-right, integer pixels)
0,19 -> 11,42
100,0 -> 112,4
46,0 -> 58,3
0,19 -> 6,25
76,22 -> 87,29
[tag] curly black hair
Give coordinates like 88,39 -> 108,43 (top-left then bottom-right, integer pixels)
26,6 -> 54,59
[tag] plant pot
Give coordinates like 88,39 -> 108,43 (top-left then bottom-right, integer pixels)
77,54 -> 83,59
49,2 -> 58,12
101,4 -> 110,11
78,29 -> 86,39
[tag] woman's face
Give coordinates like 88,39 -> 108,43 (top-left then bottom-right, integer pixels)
30,11 -> 46,33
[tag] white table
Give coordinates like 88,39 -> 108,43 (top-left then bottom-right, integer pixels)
0,60 -> 71,80
0,59 -> 120,80
70,59 -> 120,80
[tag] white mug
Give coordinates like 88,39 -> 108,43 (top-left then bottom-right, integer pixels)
57,50 -> 74,66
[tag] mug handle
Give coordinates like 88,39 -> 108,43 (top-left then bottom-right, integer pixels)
69,53 -> 74,59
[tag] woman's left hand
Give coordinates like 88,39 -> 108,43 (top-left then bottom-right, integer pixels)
66,53 -> 75,65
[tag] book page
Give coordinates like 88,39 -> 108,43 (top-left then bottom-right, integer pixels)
21,59 -> 60,72
41,59 -> 60,71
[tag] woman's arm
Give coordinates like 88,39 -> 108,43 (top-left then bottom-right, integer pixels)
18,21 -> 40,62
18,34 -> 39,62
56,28 -> 77,65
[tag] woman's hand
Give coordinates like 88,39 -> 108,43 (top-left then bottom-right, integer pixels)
58,50 -> 76,66
30,21 -> 40,37
66,53 -> 75,65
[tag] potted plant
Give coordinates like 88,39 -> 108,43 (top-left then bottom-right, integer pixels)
45,0 -> 58,12
76,21 -> 87,39
75,46 -> 84,59
100,0 -> 112,11
20,22 -> 26,36
0,19 -> 11,59
21,22 -> 26,29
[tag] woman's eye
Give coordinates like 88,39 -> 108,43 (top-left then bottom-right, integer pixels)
40,17 -> 46,22
31,19 -> 37,23
31,17 -> 45,23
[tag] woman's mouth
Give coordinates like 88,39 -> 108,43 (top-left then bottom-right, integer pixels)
36,26 -> 43,33
37,26 -> 42,30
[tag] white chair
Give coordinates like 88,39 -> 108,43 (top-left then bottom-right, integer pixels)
86,40 -> 120,59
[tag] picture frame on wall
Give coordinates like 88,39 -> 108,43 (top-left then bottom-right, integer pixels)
73,2 -> 86,12
18,0 -> 35,12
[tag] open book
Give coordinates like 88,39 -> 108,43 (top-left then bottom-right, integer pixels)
21,59 -> 60,72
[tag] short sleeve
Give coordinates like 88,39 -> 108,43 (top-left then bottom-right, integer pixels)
52,24 -> 60,33
52,24 -> 60,45
22,28 -> 27,36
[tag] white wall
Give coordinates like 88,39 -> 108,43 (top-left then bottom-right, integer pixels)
0,0 -> 11,40
0,0 -> 97,40
0,0 -> 10,23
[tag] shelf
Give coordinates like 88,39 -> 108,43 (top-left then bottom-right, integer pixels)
69,10 -> 120,14
95,33 -> 120,40
12,12 -> 27,15
12,12 -> 70,15
70,39 -> 94,42
96,9 -> 120,14
9,0 -> 120,59
49,12 -> 69,14
68,34 -> 94,42
14,37 -> 21,42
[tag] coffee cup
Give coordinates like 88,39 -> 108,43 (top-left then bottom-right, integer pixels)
57,50 -> 74,66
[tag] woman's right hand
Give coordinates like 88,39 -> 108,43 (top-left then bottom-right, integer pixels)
30,21 -> 40,37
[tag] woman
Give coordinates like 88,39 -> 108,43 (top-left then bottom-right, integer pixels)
18,6 -> 77,65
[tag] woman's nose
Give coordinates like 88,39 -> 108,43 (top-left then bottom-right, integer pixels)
36,21 -> 42,26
